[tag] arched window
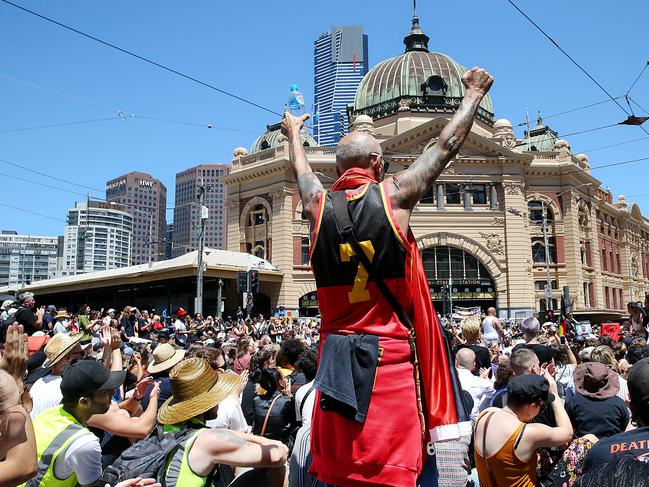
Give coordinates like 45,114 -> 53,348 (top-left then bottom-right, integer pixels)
249,204 -> 268,226
531,237 -> 556,264
528,200 -> 553,223
260,140 -> 270,150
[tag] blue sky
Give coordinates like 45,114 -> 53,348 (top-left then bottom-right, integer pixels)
1,0 -> 648,236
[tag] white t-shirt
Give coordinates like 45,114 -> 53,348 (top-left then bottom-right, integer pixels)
30,374 -> 63,419
53,432 -> 103,485
294,380 -> 316,428
206,395 -> 248,432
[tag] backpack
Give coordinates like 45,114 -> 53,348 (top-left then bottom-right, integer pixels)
101,425 -> 203,486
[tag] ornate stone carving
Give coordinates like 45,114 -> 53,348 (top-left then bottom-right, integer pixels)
292,222 -> 309,234
492,119 -> 517,148
492,217 -> 505,226
479,232 -> 505,255
631,254 -> 640,277
504,184 -> 523,196
350,115 -> 376,136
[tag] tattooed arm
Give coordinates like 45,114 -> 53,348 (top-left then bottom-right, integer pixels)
281,112 -> 324,226
190,428 -> 289,473
389,67 -> 494,229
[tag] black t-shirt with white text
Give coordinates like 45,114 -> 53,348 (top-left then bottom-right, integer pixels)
583,426 -> 649,471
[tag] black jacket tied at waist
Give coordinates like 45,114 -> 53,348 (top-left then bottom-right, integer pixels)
315,333 -> 380,423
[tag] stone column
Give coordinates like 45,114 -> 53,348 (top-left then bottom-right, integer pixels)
562,192 -> 584,312
501,179 -> 535,317
464,185 -> 473,211
436,183 -> 445,211
490,183 -> 499,211
588,203 -> 604,308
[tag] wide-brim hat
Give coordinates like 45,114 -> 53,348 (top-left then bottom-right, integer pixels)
148,343 -> 186,374
573,362 -> 620,400
42,333 -> 84,368
53,310 -> 70,321
158,357 -> 244,425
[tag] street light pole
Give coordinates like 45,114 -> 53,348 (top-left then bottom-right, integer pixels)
195,182 -> 210,315
542,201 -> 553,311
216,279 -> 223,319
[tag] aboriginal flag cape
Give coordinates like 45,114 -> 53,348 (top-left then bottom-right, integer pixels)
332,168 -> 471,442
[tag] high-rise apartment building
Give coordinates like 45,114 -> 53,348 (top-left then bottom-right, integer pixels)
106,172 -> 167,265
0,231 -> 58,287
60,201 -> 133,276
172,164 -> 229,257
314,26 -> 368,146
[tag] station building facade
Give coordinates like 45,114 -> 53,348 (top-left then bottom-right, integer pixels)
226,15 -> 649,322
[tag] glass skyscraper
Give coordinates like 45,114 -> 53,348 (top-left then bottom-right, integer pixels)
313,26 -> 368,146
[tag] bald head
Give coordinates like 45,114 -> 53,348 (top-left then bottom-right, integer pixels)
336,131 -> 382,175
456,348 -> 476,370
487,307 -> 496,316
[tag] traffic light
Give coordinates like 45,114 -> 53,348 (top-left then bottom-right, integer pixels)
237,271 -> 247,293
561,286 -> 572,316
248,270 -> 260,294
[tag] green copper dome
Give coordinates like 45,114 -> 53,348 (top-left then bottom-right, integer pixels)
352,15 -> 494,124
251,122 -> 318,154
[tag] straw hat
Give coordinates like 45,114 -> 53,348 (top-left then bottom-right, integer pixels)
158,357 -> 244,425
148,343 -> 186,374
53,310 -> 70,321
42,333 -> 84,368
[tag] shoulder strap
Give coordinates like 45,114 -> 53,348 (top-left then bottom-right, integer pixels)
480,411 -> 498,485
299,385 -> 316,418
330,190 -> 413,331
260,394 -> 282,437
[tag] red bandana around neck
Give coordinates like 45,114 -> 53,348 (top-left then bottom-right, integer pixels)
331,168 -> 377,192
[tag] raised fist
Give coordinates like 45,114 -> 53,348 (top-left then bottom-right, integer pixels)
461,67 -> 494,96
281,112 -> 310,137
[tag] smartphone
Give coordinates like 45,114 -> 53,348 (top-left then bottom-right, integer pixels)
560,336 -> 566,344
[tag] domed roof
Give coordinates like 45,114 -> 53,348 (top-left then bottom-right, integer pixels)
251,122 -> 317,153
352,15 -> 494,124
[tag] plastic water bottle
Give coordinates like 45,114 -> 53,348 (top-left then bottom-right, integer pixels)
287,85 -> 308,134
287,84 -> 306,117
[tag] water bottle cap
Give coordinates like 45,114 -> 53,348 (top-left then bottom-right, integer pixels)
290,84 -> 299,92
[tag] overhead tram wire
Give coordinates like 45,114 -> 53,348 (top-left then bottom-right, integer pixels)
0,156 -> 104,193
0,171 -> 93,198
581,135 -> 649,153
0,74 -> 124,113
505,0 -> 630,117
0,202 -> 66,223
514,97 -> 622,127
506,0 -> 649,138
0,0 -> 282,117
0,75 -> 260,134
0,116 -> 124,134
591,156 -> 649,170
625,62 -> 649,96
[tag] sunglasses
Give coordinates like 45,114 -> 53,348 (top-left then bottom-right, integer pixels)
369,152 -> 391,174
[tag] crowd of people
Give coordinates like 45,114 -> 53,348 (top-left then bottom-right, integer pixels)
2,67 -> 649,486
1,290 -> 648,486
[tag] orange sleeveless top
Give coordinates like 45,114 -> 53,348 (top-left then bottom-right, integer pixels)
474,411 -> 537,487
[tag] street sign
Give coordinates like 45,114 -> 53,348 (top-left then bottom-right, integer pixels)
544,283 -> 552,299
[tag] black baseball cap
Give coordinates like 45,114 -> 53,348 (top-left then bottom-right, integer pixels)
628,357 -> 649,410
61,360 -> 126,400
507,374 -> 554,404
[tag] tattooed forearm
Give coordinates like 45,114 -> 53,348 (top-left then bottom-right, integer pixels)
297,173 -> 324,211
392,91 -> 484,210
287,133 -> 324,218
